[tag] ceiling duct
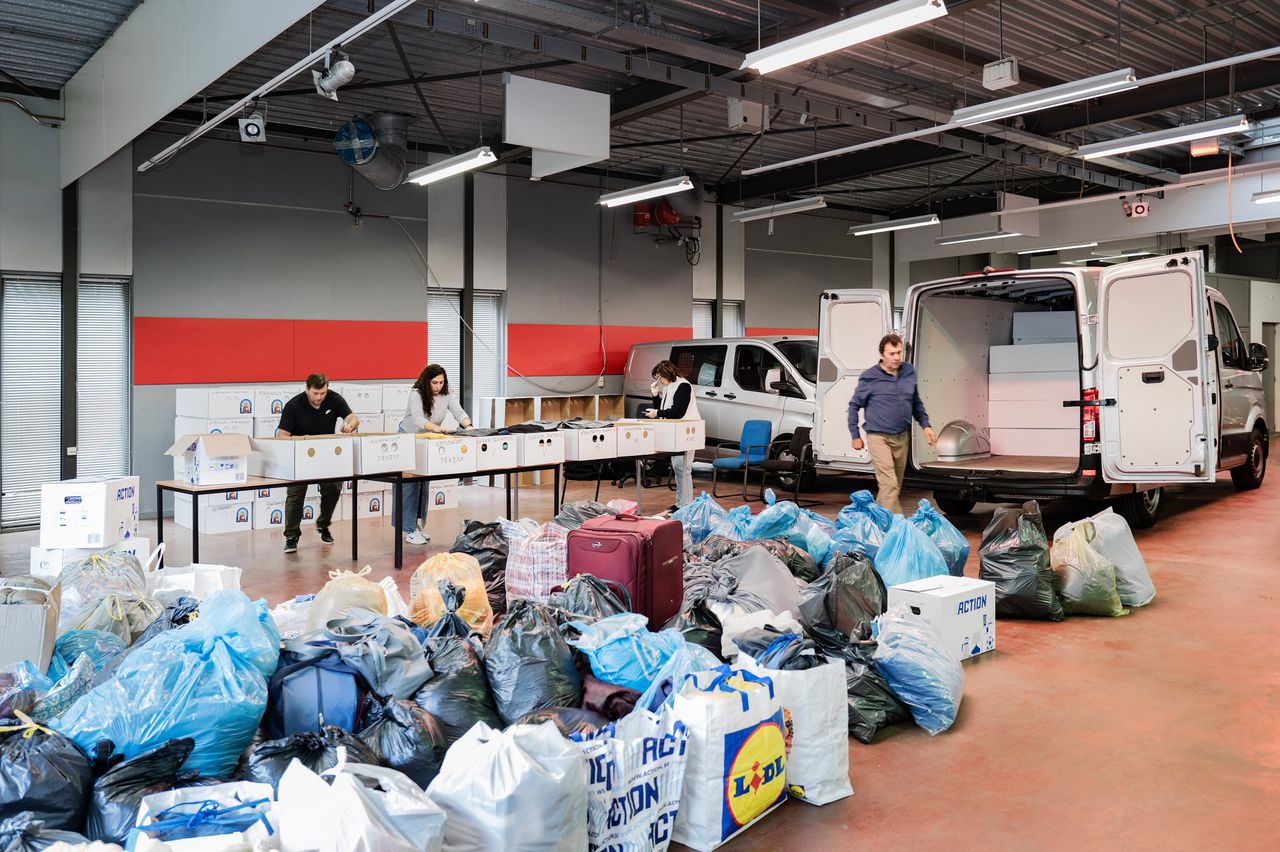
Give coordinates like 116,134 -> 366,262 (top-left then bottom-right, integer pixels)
334,111 -> 410,190
659,163 -> 702,220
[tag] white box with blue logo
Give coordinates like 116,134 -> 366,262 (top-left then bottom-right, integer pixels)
39,475 -> 140,550
175,387 -> 255,418
174,494 -> 253,534
887,575 -> 996,660
165,434 -> 253,486
254,385 -> 299,418
173,416 -> 253,438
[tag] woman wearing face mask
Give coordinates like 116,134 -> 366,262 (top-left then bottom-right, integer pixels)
395,364 -> 473,545
645,359 -> 700,510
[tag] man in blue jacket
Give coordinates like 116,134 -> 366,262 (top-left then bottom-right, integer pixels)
848,333 -> 936,515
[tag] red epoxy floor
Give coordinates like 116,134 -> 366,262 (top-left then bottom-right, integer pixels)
4,443 -> 1277,850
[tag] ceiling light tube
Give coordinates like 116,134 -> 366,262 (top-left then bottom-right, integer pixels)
733,195 -> 827,223
951,68 -> 1136,126
407,146 -> 497,185
1016,241 -> 1099,255
1079,114 -> 1250,160
741,0 -> 948,75
848,213 -> 939,236
934,230 -> 1021,246
1252,188 -> 1280,205
1093,251 -> 1156,261
598,175 -> 693,207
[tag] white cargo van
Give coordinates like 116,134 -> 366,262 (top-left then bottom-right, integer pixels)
623,336 -> 817,449
815,253 -> 1269,527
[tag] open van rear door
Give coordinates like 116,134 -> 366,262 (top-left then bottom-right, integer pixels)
1097,253 -> 1216,483
815,289 -> 892,471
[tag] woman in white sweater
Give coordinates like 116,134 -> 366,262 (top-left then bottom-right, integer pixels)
396,364 -> 473,544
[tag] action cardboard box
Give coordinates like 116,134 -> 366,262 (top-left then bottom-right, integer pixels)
39,475 -> 140,549
887,575 -> 997,660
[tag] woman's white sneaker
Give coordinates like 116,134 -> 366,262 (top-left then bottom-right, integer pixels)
405,530 -> 431,545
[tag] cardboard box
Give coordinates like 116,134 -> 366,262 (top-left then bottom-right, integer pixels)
1012,311 -> 1076,343
563,428 -> 618,462
176,387 -> 255,418
39,476 -> 140,549
174,494 -> 254,534
988,400 -> 1078,430
251,485 -> 283,502
343,479 -> 390,494
354,413 -> 386,433
351,432 -> 415,474
251,436 -> 354,480
989,342 -> 1076,374
30,537 -> 152,584
516,432 -> 566,466
988,427 -> 1078,457
343,490 -> 388,520
474,435 -> 519,471
383,383 -> 412,414
615,423 -> 656,457
253,416 -> 281,439
414,435 -> 478,476
887,575 -> 997,660
166,434 -> 253,486
427,484 -> 457,510
252,498 -> 287,530
0,579 -> 58,671
173,416 -> 253,438
624,418 -> 706,452
254,385 -> 298,417
988,371 -> 1079,402
344,384 -> 383,413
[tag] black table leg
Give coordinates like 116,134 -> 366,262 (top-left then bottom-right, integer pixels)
393,473 -> 403,570
553,465 -> 562,514
155,484 -> 164,548
505,473 -> 512,519
191,492 -> 200,564
350,477 -> 358,562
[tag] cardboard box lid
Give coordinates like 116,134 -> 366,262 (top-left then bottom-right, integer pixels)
165,433 -> 253,457
249,435 -> 350,447
892,575 -> 992,595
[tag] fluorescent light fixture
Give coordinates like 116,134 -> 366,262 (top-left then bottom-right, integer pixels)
597,174 -> 693,207
741,0 -> 948,75
951,68 -> 1136,126
848,213 -> 939,236
1078,114 -> 1249,160
935,230 -> 1021,246
1016,241 -> 1099,255
732,195 -> 827,223
1093,251 -> 1156,262
1253,188 -> 1280,205
407,146 -> 496,185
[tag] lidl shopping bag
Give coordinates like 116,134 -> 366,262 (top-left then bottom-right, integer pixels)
671,667 -> 787,851
572,707 -> 689,852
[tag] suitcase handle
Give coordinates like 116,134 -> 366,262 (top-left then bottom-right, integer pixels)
612,513 -> 640,522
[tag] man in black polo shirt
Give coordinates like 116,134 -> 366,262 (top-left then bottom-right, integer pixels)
276,373 -> 360,553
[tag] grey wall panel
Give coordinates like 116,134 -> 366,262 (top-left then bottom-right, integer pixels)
80,145 -> 134,276
507,375 -> 623,396
0,96 -> 61,272
745,253 -> 872,328
743,213 -> 869,259
133,384 -> 176,516
599,207 -> 694,328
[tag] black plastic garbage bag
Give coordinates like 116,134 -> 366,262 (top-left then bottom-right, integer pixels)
548,574 -> 629,624
553,501 -> 617,530
515,706 -> 608,737
484,600 -> 583,724
241,727 -> 380,794
451,520 -> 509,616
689,535 -> 820,583
978,501 -> 1065,621
413,638 -> 502,746
0,718 -> 94,833
425,580 -> 474,639
358,698 -> 447,789
798,551 -> 885,638
0,813 -> 89,851
86,738 -> 195,843
843,644 -> 911,744
731,627 -> 828,670
661,601 -> 726,661
93,596 -> 200,686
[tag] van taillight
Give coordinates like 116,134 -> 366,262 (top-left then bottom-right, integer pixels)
1082,387 -> 1099,441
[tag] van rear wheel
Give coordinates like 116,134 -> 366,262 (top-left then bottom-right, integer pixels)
934,495 -> 976,516
1116,487 -> 1161,529
1230,429 -> 1267,490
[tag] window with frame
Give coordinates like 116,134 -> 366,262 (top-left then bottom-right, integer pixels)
721,301 -> 744,337
1213,302 -> 1245,369
733,344 -> 785,393
670,344 -> 726,387
427,289 -> 504,399
77,277 -> 131,478
692,300 -> 714,339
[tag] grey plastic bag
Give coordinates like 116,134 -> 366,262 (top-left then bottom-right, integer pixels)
318,609 -> 434,699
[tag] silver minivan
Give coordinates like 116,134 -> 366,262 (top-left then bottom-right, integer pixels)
623,336 -> 818,451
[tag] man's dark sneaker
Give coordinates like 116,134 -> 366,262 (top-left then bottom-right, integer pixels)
283,537 -> 299,554
318,528 -> 334,544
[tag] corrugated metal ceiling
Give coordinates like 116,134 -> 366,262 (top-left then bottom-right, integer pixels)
0,0 -> 142,90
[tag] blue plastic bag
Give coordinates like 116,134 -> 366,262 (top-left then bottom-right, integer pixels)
708,504 -> 752,541
672,493 -> 729,545
47,630 -> 125,681
872,606 -> 964,735
636,640 -> 722,712
53,591 -> 279,777
831,491 -> 894,563
910,499 -> 970,577
568,613 -> 687,692
745,490 -> 832,564
873,516 -> 950,587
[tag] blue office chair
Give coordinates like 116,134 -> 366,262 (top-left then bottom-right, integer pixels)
711,420 -> 773,500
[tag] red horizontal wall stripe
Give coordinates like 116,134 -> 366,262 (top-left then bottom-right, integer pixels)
134,317 -> 427,384
746,327 -> 817,337
507,324 -> 692,377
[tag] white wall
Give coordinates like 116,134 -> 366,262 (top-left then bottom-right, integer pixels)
0,96 -> 62,272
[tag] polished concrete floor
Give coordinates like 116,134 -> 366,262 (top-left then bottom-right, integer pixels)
3,448 -> 1277,850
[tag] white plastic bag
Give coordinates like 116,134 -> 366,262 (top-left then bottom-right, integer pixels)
276,752 -> 446,852
718,609 -> 803,659
380,576 -> 411,620
738,652 -> 852,806
671,667 -> 788,851
269,594 -> 315,640
574,708 -> 689,852
147,563 -> 241,601
427,721 -> 587,851
1069,507 -> 1156,607
130,780 -> 275,851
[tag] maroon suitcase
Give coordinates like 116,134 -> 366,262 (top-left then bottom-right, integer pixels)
566,514 -> 684,629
